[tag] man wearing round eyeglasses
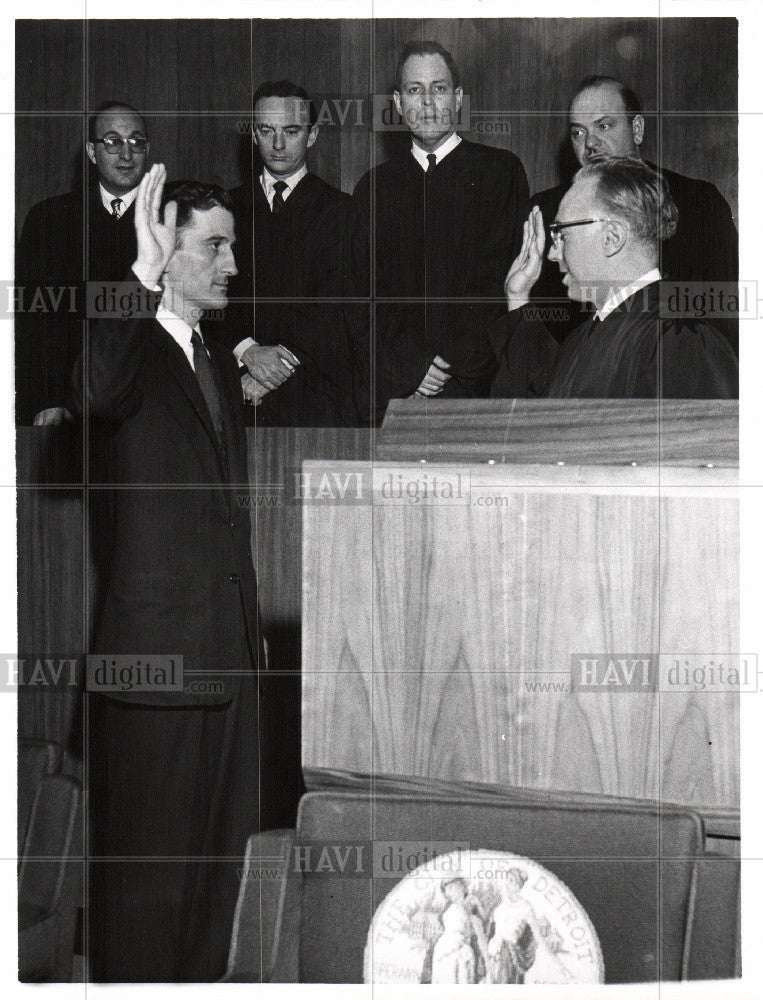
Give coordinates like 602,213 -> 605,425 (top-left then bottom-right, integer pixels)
494,157 -> 737,398
15,102 -> 150,426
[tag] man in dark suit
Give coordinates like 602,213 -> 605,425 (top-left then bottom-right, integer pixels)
224,80 -> 356,426
493,157 -> 737,398
530,76 -> 738,350
351,40 -> 529,425
15,101 -> 149,425
82,165 -> 266,982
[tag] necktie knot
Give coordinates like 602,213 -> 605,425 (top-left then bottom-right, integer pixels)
426,153 -> 437,176
111,198 -> 123,218
272,181 -> 288,214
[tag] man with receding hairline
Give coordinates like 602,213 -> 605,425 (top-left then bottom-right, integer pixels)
15,101 -> 151,424
351,40 -> 529,424
494,157 -> 737,398
529,75 -> 738,350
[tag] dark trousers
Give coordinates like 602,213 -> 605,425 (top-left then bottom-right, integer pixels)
87,675 -> 262,982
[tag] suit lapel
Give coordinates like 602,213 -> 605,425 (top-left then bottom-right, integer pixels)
150,321 -> 229,474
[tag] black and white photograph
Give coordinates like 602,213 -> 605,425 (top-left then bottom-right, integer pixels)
4,0 -> 762,995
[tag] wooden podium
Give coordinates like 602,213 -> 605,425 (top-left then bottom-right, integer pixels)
302,400 -> 739,833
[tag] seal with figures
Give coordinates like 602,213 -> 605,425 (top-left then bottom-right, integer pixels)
364,849 -> 605,984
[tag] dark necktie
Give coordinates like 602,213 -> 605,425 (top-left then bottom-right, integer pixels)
191,329 -> 225,443
426,153 -> 437,176
110,198 -> 123,219
271,180 -> 288,214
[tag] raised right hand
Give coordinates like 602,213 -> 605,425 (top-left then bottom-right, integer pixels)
132,164 -> 178,287
504,205 -> 545,311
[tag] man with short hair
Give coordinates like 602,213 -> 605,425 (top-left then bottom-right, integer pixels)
82,165 -> 266,981
495,157 -> 737,397
224,79 -> 357,427
530,75 -> 738,349
15,101 -> 150,424
351,40 -> 529,424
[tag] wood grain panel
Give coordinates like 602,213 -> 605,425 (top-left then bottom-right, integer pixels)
16,19 -> 737,223
302,461 -> 739,811
377,398 -> 739,467
16,427 -> 371,747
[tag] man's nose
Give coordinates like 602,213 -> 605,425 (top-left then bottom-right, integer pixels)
421,89 -> 434,106
273,129 -> 286,150
118,141 -> 133,161
585,132 -> 599,149
222,248 -> 238,277
548,238 -> 560,263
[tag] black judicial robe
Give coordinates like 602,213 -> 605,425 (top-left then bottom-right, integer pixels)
492,281 -> 737,399
351,138 -> 529,424
223,173 -> 357,427
15,181 -> 138,423
530,165 -> 739,349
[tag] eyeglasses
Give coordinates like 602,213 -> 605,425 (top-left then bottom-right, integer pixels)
93,135 -> 148,155
548,218 -> 616,249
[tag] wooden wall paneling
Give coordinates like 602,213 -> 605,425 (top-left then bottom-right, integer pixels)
16,19 -> 738,229
15,20 -> 84,113
659,115 -> 738,223
656,496 -> 740,808
340,19 -> 372,195
249,19 -> 344,192
302,462 -> 739,812
17,484 -> 85,746
659,18 -> 737,113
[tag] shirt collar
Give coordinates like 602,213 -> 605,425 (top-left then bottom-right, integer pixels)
260,164 -> 308,199
595,268 -> 661,322
410,132 -> 462,172
156,300 -> 198,344
99,183 -> 139,216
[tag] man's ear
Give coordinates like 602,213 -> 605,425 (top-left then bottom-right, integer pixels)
455,87 -> 463,114
632,114 -> 645,147
307,124 -> 319,150
602,219 -> 628,257
393,90 -> 403,117
86,142 -> 97,166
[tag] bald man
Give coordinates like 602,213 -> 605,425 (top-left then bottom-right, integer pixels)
15,101 -> 150,424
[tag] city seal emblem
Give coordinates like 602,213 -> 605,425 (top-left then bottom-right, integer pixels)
364,849 -> 604,984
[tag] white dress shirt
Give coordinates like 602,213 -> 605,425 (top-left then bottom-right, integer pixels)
156,301 -> 203,372
410,132 -> 461,171
595,268 -> 662,322
99,183 -> 139,217
260,164 -> 308,210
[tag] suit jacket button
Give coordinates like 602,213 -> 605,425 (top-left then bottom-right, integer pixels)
229,573 -> 239,583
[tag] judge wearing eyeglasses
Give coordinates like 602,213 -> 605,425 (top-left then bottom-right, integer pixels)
492,157 -> 737,399
15,101 -> 150,425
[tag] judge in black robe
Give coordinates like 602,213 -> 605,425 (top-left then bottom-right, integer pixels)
15,104 -> 149,424
492,157 -> 737,401
532,166 -> 739,349
497,280 -> 737,399
223,171 -> 357,427
352,136 -> 529,425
